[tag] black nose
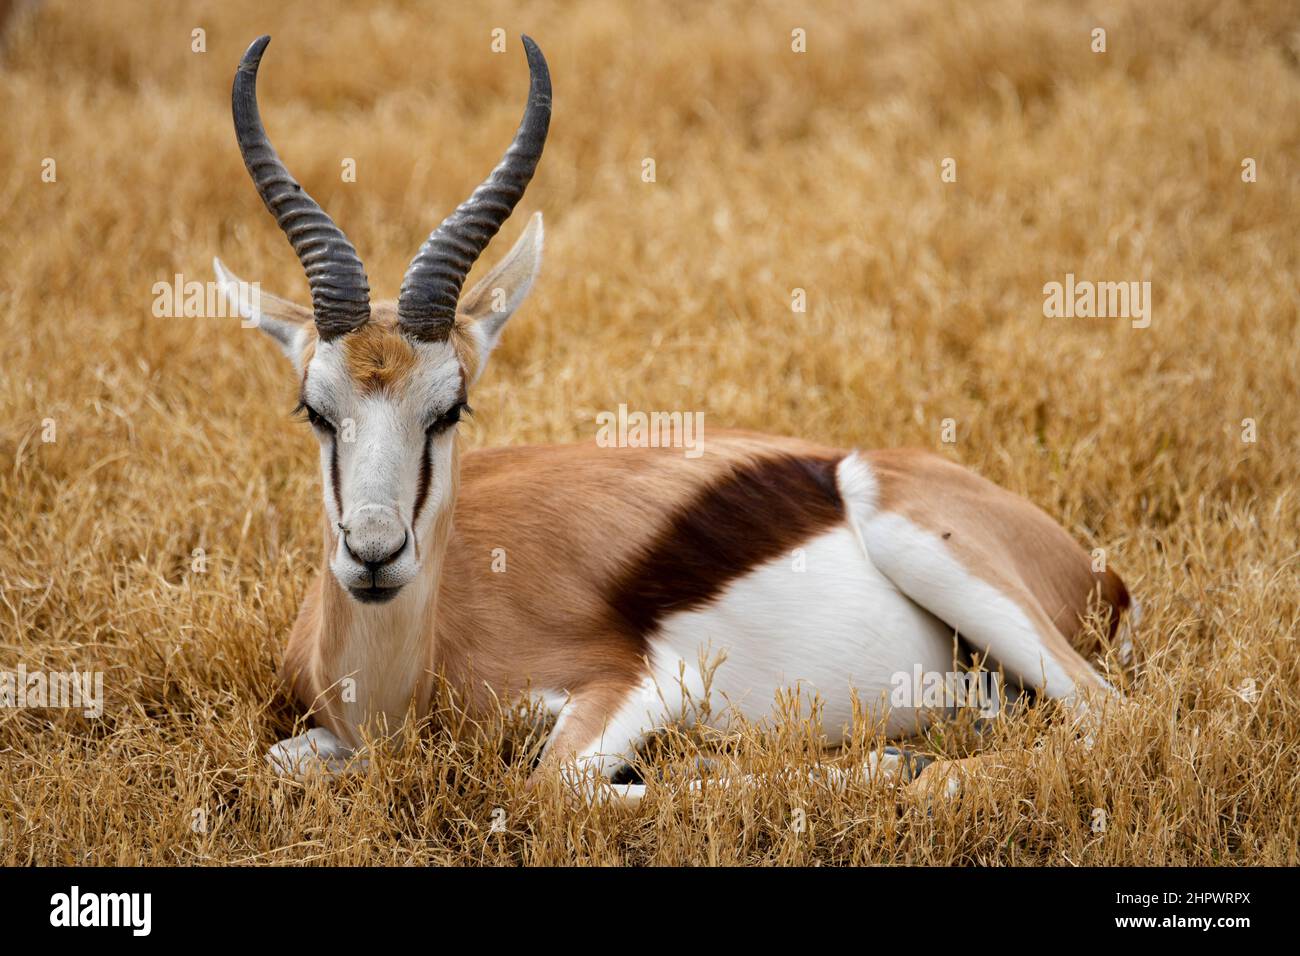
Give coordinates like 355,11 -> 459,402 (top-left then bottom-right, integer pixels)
342,530 -> 408,573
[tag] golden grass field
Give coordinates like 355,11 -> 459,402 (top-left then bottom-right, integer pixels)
1,0 -> 1297,865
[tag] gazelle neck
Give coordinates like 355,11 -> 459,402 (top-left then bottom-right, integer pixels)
313,446 -> 461,747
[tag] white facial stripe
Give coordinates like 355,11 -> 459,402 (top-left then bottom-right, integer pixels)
348,395 -> 416,521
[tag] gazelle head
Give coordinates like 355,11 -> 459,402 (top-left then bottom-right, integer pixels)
216,35 -> 550,605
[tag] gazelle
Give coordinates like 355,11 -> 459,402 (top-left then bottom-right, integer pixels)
218,34 -> 1133,802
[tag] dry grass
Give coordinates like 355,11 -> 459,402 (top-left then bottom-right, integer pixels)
1,0 -> 1298,866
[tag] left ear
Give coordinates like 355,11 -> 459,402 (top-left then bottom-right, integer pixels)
458,212 -> 543,371
213,257 -> 314,366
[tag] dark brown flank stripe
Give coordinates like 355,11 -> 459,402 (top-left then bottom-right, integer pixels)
607,453 -> 846,643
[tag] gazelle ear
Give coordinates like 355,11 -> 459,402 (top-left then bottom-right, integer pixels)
458,212 -> 543,367
213,257 -> 313,363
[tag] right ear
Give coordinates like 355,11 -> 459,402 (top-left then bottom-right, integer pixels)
213,257 -> 314,364
457,212 -> 543,371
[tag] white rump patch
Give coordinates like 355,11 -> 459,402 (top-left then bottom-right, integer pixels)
648,525 -> 956,741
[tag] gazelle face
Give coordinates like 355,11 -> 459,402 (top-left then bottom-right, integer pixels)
220,32 -> 550,605
302,317 -> 466,602
216,212 -> 543,605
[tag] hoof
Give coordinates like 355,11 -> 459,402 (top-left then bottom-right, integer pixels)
902,757 -> 977,803
266,727 -> 360,780
878,745 -> 934,783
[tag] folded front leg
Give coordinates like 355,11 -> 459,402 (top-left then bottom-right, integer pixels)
530,678 -> 669,806
266,726 -> 366,780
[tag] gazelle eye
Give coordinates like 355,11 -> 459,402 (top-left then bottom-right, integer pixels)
294,400 -> 336,434
429,402 -> 471,434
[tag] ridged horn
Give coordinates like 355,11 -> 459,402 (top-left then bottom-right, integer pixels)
232,35 -> 371,340
397,35 -> 551,341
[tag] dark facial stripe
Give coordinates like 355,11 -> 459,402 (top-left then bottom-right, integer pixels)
411,430 -> 433,528
411,377 -> 462,530
329,437 -> 343,518
607,454 -> 846,642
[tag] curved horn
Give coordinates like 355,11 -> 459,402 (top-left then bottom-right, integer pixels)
397,35 -> 551,341
232,35 -> 371,340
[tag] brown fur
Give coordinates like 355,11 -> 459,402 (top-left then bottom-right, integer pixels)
433,433 -> 844,713
532,681 -> 646,770
340,305 -> 419,394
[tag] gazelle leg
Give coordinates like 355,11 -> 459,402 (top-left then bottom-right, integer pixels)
864,514 -> 1112,702
904,750 -> 1035,801
531,677 -> 914,804
859,514 -> 1120,800
897,614 -> 1118,801
266,726 -> 364,780
682,745 -> 930,796
531,678 -> 670,806
530,671 -> 941,805
898,621 -> 1112,801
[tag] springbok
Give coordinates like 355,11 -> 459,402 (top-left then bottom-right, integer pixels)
217,35 -> 1133,802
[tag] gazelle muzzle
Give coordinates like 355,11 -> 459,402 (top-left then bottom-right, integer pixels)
335,504 -> 413,603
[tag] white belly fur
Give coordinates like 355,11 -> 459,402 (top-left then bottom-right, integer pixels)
646,524 -> 957,742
